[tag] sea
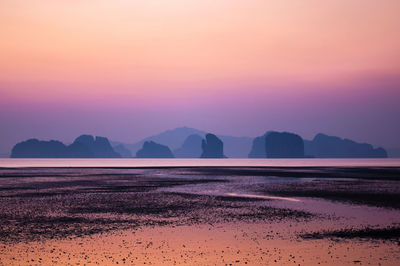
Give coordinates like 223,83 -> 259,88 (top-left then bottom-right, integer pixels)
0,158 -> 400,168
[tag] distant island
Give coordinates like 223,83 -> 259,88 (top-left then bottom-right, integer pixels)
249,131 -> 387,158
10,127 -> 388,158
118,127 -> 251,158
136,141 -> 174,158
305,133 -> 387,158
11,135 -> 120,158
173,134 -> 203,158
200,134 -> 226,158
265,132 -> 304,158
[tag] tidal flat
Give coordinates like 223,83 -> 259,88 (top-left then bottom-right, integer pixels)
0,166 -> 400,265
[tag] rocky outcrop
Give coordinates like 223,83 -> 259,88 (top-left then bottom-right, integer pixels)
250,131 -> 388,158
11,139 -> 68,158
68,135 -> 120,158
136,141 -> 174,158
91,136 -> 120,158
125,127 -> 252,158
249,131 -> 304,158
10,135 -> 121,158
265,132 -> 304,158
173,134 -> 203,158
248,132 -> 271,158
200,134 -> 226,158
307,133 -> 387,158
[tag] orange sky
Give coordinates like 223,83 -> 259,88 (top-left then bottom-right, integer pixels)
1,0 -> 399,100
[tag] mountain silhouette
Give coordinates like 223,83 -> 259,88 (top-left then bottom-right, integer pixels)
10,129 -> 391,159
11,139 -> 68,158
265,131 -> 305,158
136,141 -> 174,158
117,127 -> 252,158
173,134 -> 203,158
248,131 -> 273,158
249,131 -> 387,158
306,133 -> 387,158
249,131 -> 303,158
201,134 -> 226,158
91,136 -> 121,158
68,135 -> 120,158
11,135 -> 121,158
122,127 -> 205,156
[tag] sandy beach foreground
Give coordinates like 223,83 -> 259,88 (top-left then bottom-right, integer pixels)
1,166 -> 400,265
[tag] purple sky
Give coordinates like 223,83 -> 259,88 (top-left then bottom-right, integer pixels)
1,73 -> 399,155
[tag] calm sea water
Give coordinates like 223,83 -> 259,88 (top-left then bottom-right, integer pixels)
0,158 -> 399,168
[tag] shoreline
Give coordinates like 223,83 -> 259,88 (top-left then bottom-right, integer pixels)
1,158 -> 400,169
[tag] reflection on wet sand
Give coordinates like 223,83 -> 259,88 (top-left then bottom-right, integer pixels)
0,166 -> 399,265
225,192 -> 301,202
2,223 -> 399,265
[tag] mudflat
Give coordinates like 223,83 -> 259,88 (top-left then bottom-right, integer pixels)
1,167 -> 400,265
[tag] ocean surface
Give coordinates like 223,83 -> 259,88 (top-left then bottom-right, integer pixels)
1,158 -> 400,168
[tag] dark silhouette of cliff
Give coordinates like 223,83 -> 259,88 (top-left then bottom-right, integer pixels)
303,139 -> 314,157
136,141 -> 174,158
10,135 -> 121,158
92,136 -> 121,158
127,127 -> 205,156
11,139 -> 68,158
66,142 -> 94,158
67,135 -> 120,158
307,133 -> 387,158
265,132 -> 305,158
173,134 -> 203,158
248,131 -> 303,158
121,127 -> 252,158
248,134 -> 266,158
250,131 -> 387,158
201,134 -> 226,158
248,131 -> 273,158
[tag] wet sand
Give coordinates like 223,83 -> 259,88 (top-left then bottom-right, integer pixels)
0,167 -> 400,265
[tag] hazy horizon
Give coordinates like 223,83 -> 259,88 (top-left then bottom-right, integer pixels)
1,1 -> 400,154
1,125 -> 397,156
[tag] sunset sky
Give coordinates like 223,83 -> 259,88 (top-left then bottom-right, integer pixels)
1,0 -> 400,155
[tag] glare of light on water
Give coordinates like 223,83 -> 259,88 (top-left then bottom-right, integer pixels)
225,193 -> 301,202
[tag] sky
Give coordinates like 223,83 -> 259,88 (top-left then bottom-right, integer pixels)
1,0 -> 400,155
